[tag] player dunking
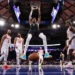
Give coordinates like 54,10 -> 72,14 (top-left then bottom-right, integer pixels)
62,40 -> 69,52
20,4 -> 51,60
0,29 -> 11,66
14,33 -> 24,65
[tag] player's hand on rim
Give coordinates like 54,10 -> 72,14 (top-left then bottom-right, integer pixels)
31,7 -> 35,11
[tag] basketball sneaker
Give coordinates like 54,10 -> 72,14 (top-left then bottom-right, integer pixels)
44,53 -> 52,58
19,54 -> 26,60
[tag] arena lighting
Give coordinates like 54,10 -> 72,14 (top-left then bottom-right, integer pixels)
52,24 -> 57,29
57,24 -> 60,28
15,24 -> 20,29
24,44 -> 61,47
73,21 -> 75,24
11,24 -> 15,28
0,19 -> 5,26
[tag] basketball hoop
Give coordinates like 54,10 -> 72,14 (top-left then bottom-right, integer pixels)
30,1 -> 40,9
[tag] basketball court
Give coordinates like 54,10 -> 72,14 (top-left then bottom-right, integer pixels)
0,65 -> 75,75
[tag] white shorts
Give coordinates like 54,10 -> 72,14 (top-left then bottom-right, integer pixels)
1,47 -> 9,55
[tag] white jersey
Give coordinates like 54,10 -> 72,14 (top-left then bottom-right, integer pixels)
67,27 -> 73,41
67,26 -> 75,50
1,34 -> 11,54
16,37 -> 23,50
1,34 -> 11,50
67,27 -> 74,50
38,50 -> 43,56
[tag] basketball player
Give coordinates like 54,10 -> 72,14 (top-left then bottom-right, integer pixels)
20,4 -> 51,60
28,48 -> 44,71
38,47 -> 44,66
66,26 -> 73,62
69,27 -> 75,61
14,33 -> 24,65
0,29 -> 11,65
62,39 -> 69,65
28,52 -> 39,71
66,25 -> 75,65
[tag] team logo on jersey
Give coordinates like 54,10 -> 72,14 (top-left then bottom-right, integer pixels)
18,39 -> 22,43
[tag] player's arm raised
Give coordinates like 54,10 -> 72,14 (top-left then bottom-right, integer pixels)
29,7 -> 34,25
37,4 -> 41,24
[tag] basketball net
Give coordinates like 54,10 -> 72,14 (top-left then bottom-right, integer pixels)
30,1 -> 40,9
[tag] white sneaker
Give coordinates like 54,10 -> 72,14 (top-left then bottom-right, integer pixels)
65,61 -> 73,68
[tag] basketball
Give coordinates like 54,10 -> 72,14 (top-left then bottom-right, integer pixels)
29,53 -> 39,62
